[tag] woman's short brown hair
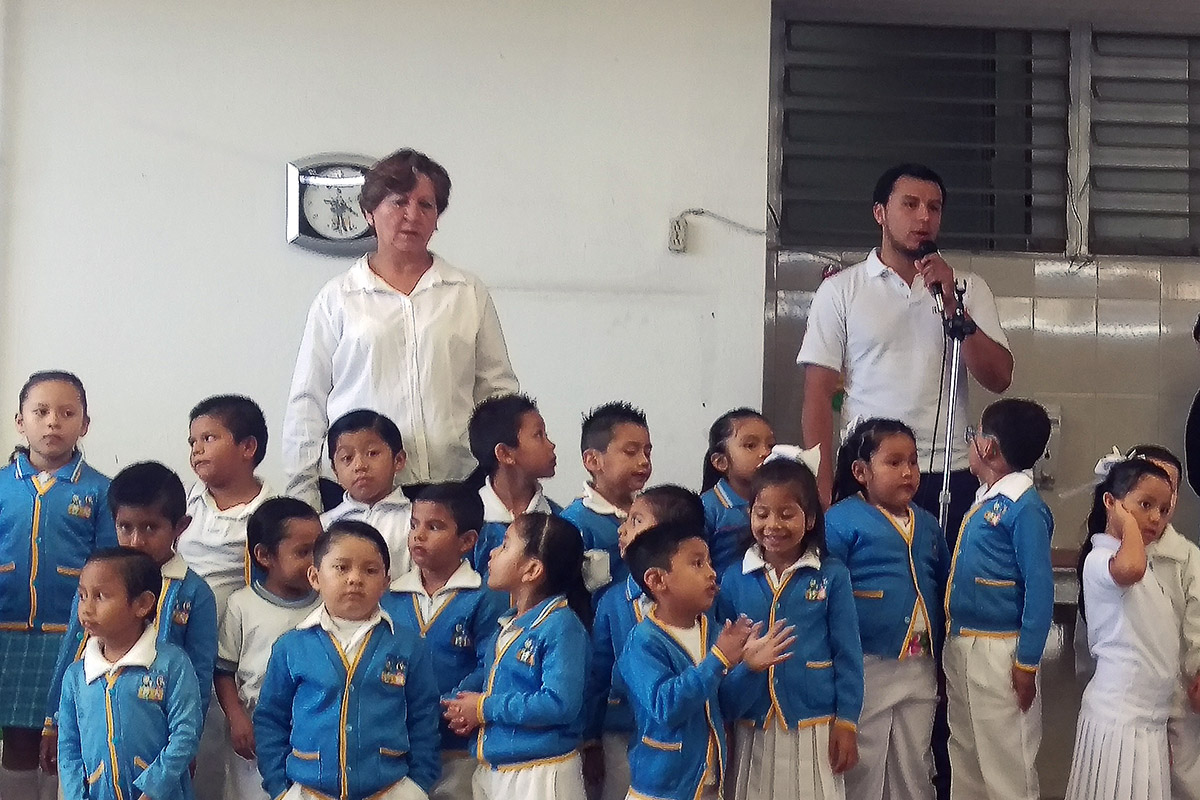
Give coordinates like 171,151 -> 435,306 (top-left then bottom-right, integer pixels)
359,149 -> 451,216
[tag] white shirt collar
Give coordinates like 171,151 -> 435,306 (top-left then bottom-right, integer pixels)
83,624 -> 158,683
160,551 -> 188,580
187,480 -> 272,519
335,484 -> 411,514
296,603 -> 395,635
345,253 -> 468,294
976,470 -> 1035,504
480,478 -> 553,524
741,544 -> 822,577
390,559 -> 481,597
581,483 -> 628,520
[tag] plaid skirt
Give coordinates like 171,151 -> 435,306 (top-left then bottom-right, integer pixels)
0,629 -> 64,729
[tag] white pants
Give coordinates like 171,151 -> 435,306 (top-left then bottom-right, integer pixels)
430,753 -> 475,800
472,753 -> 585,800
843,656 -> 936,800
944,636 -> 1040,800
600,733 -> 631,800
282,776 -> 427,800
1169,708 -> 1200,800
224,752 -> 267,800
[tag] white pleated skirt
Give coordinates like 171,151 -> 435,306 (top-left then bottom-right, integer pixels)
730,721 -> 846,800
1064,711 -> 1170,800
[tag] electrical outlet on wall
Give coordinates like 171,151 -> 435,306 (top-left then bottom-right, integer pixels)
668,216 -> 688,253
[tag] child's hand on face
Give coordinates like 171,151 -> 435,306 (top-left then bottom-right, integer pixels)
742,620 -> 796,672
442,693 -> 483,736
1110,499 -> 1139,541
714,616 -> 757,666
1011,665 -> 1037,712
828,725 -> 858,774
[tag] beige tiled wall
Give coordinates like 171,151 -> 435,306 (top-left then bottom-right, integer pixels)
766,250 -> 1200,547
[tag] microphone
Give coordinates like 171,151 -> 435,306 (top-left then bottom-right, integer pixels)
914,239 -> 943,314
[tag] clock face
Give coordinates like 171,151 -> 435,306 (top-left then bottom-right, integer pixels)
300,166 -> 370,240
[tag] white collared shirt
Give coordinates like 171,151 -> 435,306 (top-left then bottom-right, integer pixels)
742,544 -> 822,589
296,603 -> 393,655
975,470 -> 1035,505
177,480 -> 274,620
798,249 -> 1009,472
83,624 -> 158,683
160,551 -> 188,581
580,483 -> 628,520
479,478 -> 554,524
281,253 -> 519,506
390,559 -> 482,621
320,485 -> 413,580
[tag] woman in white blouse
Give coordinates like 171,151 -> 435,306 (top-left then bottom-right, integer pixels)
282,149 -> 519,508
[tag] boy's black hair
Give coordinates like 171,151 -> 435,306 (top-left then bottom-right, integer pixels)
315,520 -> 391,573
85,547 -> 161,617
327,409 -> 404,460
980,398 -> 1051,471
580,401 -> 647,454
872,163 -> 947,207
751,458 -> 826,559
247,497 -> 320,571
108,461 -> 188,526
189,394 -> 269,467
467,394 -> 539,488
414,482 -> 484,535
638,485 -> 705,531
625,521 -> 706,602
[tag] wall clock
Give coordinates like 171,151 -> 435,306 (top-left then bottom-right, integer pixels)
286,153 -> 377,256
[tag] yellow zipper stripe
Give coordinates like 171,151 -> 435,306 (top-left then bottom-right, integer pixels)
105,670 -> 125,800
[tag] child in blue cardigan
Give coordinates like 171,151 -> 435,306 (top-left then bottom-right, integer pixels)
619,521 -> 792,800
384,482 -> 508,800
825,419 -> 949,800
720,455 -> 864,800
585,484 -> 706,800
57,547 -> 202,800
700,408 -> 776,575
442,512 -> 592,800
254,520 -> 441,800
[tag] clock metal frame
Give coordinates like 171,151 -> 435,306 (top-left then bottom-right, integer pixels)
286,152 -> 377,257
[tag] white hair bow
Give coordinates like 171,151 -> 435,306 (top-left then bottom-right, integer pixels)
763,444 -> 822,476
1093,446 -> 1125,484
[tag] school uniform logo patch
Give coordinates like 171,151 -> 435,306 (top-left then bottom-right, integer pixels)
983,501 -> 1005,527
381,657 -> 407,687
515,638 -> 537,667
451,622 -> 472,650
171,602 -> 191,626
805,578 -> 828,602
67,495 -> 95,519
137,673 -> 166,703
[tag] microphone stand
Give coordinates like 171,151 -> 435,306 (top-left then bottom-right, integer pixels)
938,281 -> 976,533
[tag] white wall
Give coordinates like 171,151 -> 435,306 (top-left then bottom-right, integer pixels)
0,1 -> 772,500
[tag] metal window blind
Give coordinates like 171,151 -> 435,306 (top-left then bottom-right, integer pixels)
778,22 -> 1069,252
1088,32 -> 1200,256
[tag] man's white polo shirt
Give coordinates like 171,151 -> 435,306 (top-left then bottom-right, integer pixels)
797,249 -> 1009,473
